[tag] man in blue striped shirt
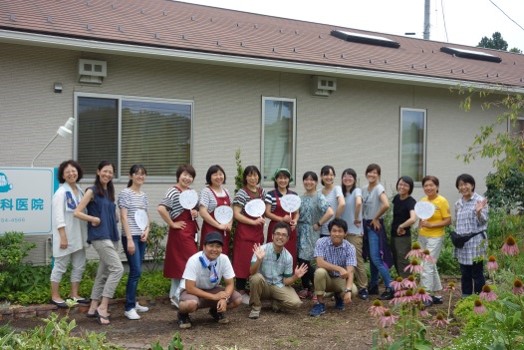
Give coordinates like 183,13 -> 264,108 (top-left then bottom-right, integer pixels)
309,218 -> 357,317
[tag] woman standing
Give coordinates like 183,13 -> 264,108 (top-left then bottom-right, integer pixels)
157,164 -> 199,306
232,165 -> 266,303
199,165 -> 232,255
419,175 -> 451,305
118,164 -> 150,320
391,176 -> 417,278
454,174 -> 488,297
74,160 -> 123,325
340,168 -> 368,300
50,160 -> 89,307
264,168 -> 299,267
362,163 -> 394,300
320,165 -> 345,237
296,171 -> 334,299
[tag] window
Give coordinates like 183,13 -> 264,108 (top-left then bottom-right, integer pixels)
261,97 -> 296,185
509,117 -> 524,137
400,108 -> 426,182
75,94 -> 192,178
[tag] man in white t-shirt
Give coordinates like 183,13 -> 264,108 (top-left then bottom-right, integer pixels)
177,232 -> 242,329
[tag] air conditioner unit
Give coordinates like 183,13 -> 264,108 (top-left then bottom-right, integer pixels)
78,59 -> 107,84
311,76 -> 337,96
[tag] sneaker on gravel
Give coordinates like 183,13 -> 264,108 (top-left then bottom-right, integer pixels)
379,287 -> 394,300
124,308 -> 141,320
209,307 -> 229,324
309,303 -> 326,317
334,293 -> 345,310
135,302 -> 149,313
177,313 -> 192,329
431,295 -> 443,304
248,308 -> 260,319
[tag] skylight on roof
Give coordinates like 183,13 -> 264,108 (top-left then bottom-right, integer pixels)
331,30 -> 400,48
440,47 -> 502,63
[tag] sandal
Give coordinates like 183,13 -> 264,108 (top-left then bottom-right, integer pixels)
96,313 -> 111,325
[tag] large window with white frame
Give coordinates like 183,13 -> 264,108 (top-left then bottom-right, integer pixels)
261,97 -> 296,185
400,108 -> 426,182
75,94 -> 192,178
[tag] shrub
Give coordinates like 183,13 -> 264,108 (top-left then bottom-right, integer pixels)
146,221 -> 168,272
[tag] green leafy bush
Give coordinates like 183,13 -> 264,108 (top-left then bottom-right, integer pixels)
146,221 -> 168,272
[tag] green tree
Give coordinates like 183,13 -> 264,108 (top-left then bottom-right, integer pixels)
509,47 -> 523,54
458,89 -> 524,210
477,31 -> 508,50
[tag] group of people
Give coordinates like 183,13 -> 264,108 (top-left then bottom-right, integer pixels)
50,159 -> 489,329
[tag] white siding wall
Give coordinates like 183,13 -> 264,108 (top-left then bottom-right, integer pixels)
1,42 -> 497,264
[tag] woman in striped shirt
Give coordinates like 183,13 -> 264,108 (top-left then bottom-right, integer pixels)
118,164 -> 150,320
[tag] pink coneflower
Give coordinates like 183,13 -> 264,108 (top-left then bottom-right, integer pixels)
403,275 -> 418,289
422,249 -> 436,264
379,309 -> 398,328
513,279 -> 524,295
474,299 -> 486,314
397,289 -> 416,304
431,313 -> 449,328
368,300 -> 388,317
486,255 -> 498,272
501,236 -> 519,256
443,281 -> 456,292
390,277 -> 404,291
405,242 -> 424,259
404,259 -> 423,274
479,285 -> 498,302
414,288 -> 432,304
419,308 -> 430,318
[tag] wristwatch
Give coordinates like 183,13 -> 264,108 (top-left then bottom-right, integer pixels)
344,288 -> 352,294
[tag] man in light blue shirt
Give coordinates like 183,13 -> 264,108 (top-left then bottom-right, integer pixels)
248,222 -> 308,319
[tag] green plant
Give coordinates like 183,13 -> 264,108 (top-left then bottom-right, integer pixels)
151,332 -> 185,350
146,221 -> 168,272
0,313 -> 123,349
485,166 -> 524,213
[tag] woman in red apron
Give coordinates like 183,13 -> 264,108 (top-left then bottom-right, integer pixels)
264,168 -> 299,267
199,165 -> 233,255
232,165 -> 266,302
157,164 -> 199,306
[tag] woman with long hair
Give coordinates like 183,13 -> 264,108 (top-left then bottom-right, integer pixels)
158,164 -> 199,307
319,165 -> 345,237
264,167 -> 299,267
199,165 -> 233,255
118,164 -> 150,320
340,168 -> 368,300
232,165 -> 266,303
74,160 -> 123,325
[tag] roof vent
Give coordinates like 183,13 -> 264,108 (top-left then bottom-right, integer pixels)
311,76 -> 337,96
78,59 -> 107,84
331,30 -> 400,48
440,47 -> 501,63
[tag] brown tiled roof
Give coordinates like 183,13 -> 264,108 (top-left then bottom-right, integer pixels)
1,0 -> 523,88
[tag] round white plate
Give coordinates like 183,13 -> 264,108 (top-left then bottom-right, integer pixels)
280,194 -> 301,213
245,198 -> 265,217
134,209 -> 148,231
414,201 -> 435,220
179,189 -> 198,209
214,205 -> 233,224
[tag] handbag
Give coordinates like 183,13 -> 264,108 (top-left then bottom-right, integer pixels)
450,231 -> 485,249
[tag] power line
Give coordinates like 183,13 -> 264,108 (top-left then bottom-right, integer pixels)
489,0 -> 524,32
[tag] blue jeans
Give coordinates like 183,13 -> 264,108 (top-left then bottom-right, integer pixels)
122,235 -> 147,311
368,229 -> 393,289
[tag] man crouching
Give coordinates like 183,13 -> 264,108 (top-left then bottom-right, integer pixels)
177,232 -> 242,329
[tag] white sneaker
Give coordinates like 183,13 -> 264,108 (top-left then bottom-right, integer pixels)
241,293 -> 250,305
124,308 -> 141,320
135,302 -> 149,313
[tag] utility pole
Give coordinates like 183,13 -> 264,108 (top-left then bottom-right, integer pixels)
423,0 -> 430,40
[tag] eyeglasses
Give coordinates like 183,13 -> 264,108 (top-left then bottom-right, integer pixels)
273,232 -> 288,238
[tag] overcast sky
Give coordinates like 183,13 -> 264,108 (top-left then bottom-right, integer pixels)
179,0 -> 524,51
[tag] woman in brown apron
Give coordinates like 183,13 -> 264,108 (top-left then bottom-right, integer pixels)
199,164 -> 233,255
264,168 -> 299,267
157,164 -> 199,306
232,165 -> 266,302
